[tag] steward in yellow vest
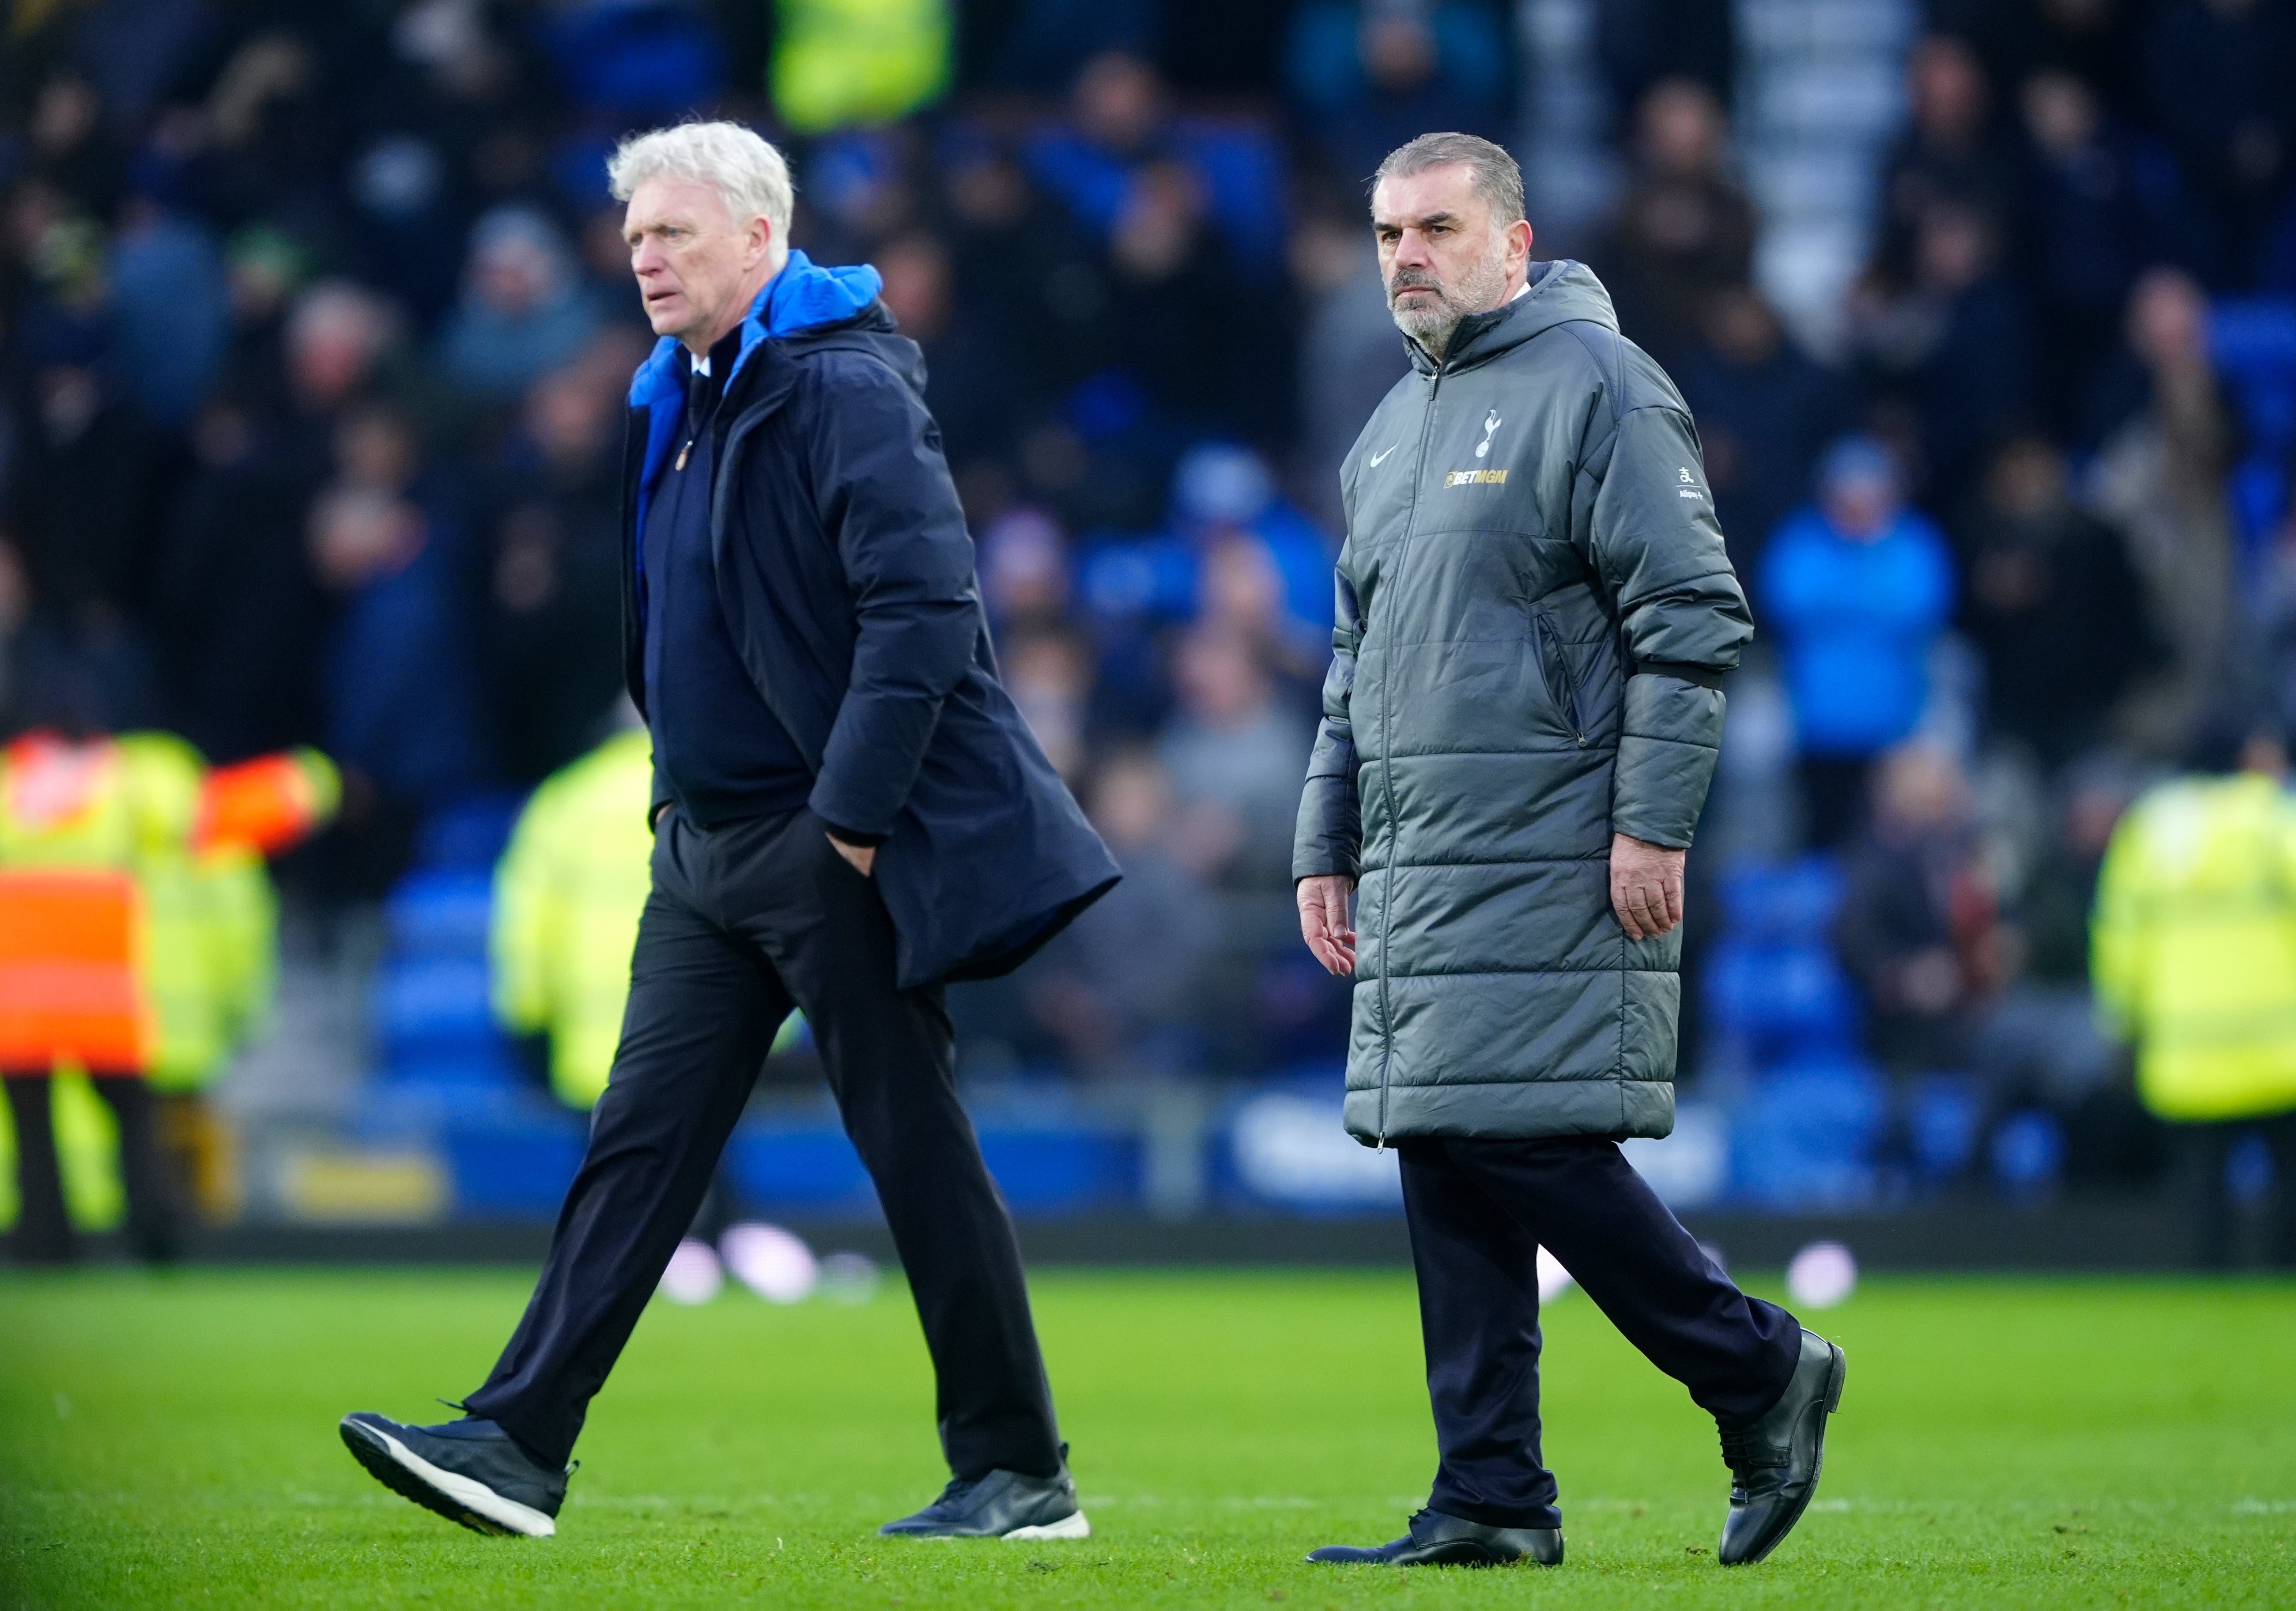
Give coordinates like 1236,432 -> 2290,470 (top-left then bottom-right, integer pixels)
491,727 -> 804,1112
491,728 -> 656,1110
2091,736 -> 2296,1265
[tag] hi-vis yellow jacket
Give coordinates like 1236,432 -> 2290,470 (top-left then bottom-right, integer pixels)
2092,771 -> 2296,1122
491,730 -> 655,1109
770,0 -> 949,134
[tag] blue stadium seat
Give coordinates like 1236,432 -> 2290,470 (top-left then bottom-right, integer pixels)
724,1125 -> 878,1215
2227,1132 -> 2278,1203
536,0 -> 725,119
439,1114 -> 588,1218
1905,1073 -> 1986,1182
979,1129 -> 1142,1214
1988,1110 -> 2067,1200
383,871 -> 494,961
371,955 -> 499,1057
724,1120 -> 1143,1218
1702,938 -> 1861,1061
2211,298 -> 2296,546
413,794 -> 527,873
2212,298 -> 2296,413
1177,122 -> 1288,274
1729,1055 -> 1887,1210
1718,855 -> 1845,943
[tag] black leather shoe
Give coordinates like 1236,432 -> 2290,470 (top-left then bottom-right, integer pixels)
879,1462 -> 1089,1540
1716,1329 -> 1846,1565
1308,1509 -> 1564,1566
340,1413 -> 568,1537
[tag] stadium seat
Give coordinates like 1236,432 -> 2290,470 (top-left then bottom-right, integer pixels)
724,1119 -> 1144,1218
438,1115 -> 589,1218
1718,855 -> 1847,943
371,956 -> 499,1057
1905,1073 -> 1986,1183
383,871 -> 495,960
2211,298 -> 2296,546
413,794 -> 527,873
1702,939 -> 1862,1063
356,1069 -> 532,1131
535,0 -> 725,118
1729,1055 -> 1888,1210
2226,1132 -> 2278,1203
1988,1109 -> 2068,1200
725,1125 -> 878,1215
978,1129 -> 1142,1214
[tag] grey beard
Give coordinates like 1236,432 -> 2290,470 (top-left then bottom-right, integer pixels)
1391,296 -> 1464,358
1389,252 -> 1510,359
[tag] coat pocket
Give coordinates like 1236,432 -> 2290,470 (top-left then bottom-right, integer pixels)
1530,602 -> 1588,747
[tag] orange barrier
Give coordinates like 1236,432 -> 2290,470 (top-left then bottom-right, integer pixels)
0,869 -> 150,1074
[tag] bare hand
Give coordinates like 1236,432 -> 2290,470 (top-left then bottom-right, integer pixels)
828,835 -> 876,877
1297,874 -> 1357,976
1609,832 -> 1685,940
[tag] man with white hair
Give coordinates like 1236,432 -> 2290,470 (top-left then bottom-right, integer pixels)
1293,133 -> 1844,1570
341,121 -> 1117,1543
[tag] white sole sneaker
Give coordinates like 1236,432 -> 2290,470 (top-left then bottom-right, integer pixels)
341,1419 -> 557,1538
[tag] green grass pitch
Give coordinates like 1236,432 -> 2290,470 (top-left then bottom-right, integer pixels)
2,1267 -> 2292,1608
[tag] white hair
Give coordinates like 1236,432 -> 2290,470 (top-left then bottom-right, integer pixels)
607,121 -> 794,253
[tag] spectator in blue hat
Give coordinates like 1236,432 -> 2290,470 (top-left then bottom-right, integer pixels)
1760,436 -> 1956,847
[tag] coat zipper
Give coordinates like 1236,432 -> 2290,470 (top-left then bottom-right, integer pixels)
1372,368 -> 1443,1145
1533,602 -> 1588,746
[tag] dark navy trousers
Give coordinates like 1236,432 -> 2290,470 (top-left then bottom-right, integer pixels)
465,805 -> 1062,1479
1397,1135 -> 1802,1529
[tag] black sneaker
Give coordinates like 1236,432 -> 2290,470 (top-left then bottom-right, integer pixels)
340,1413 -> 569,1538
1308,1508 -> 1563,1567
1716,1329 -> 1846,1565
878,1464 -> 1089,1540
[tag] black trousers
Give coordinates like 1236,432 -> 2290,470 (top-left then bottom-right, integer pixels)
5,1072 -> 180,1264
1398,1135 -> 1802,1530
464,806 -> 1062,1477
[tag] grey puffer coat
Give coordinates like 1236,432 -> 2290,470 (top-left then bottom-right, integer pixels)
1292,261 -> 1752,1144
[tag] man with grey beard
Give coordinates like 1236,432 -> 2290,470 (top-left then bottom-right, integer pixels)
1293,133 -> 1845,1571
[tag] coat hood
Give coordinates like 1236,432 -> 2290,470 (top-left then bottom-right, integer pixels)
1406,258 -> 1620,376
627,249 -> 885,414
627,250 -> 886,534
776,300 -> 925,395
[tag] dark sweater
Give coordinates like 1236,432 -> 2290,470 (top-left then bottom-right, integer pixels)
641,348 -> 813,827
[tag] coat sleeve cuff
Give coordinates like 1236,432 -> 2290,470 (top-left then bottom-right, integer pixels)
1609,673 -> 1725,849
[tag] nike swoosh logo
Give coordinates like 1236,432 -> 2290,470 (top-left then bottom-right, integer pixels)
1368,445 -> 1397,466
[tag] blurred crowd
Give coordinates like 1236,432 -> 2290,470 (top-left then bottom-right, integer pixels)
5,0 -> 2296,1214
